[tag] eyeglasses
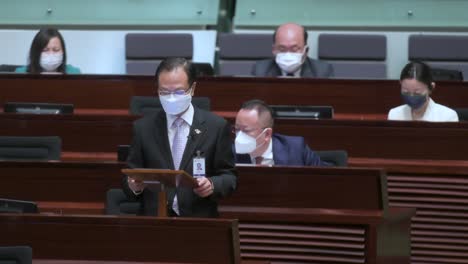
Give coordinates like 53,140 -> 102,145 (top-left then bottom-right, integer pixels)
158,86 -> 192,96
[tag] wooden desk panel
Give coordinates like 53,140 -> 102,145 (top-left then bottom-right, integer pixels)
219,207 -> 413,264
0,214 -> 241,264
34,261 -> 268,264
221,166 -> 387,211
270,118 -> 468,161
0,113 -> 135,153
0,74 -> 153,110
345,158 -> 468,264
1,74 -> 467,117
0,161 -> 123,207
1,161 -> 466,263
1,114 -> 468,161
218,166 -> 410,264
0,163 -> 412,264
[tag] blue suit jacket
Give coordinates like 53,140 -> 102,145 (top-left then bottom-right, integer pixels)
235,133 -> 328,166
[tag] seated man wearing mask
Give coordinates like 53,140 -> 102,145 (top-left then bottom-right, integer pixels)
251,22 -> 334,78
123,57 -> 237,217
234,99 -> 329,166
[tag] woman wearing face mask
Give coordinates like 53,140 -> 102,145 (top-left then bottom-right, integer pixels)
15,28 -> 81,74
388,61 -> 458,122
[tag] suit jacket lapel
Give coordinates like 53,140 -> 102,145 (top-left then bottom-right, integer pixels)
301,58 -> 317,77
272,135 -> 288,165
153,111 -> 174,169
268,60 -> 282,77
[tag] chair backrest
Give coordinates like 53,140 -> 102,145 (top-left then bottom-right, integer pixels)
409,35 -> 468,80
105,189 -> 140,215
0,246 -> 32,264
0,65 -> 21,73
0,136 -> 61,160
316,150 -> 348,167
125,33 -> 193,75
431,68 -> 463,81
455,108 -> 468,121
192,62 -> 215,77
129,96 -> 210,115
218,33 -> 272,76
318,34 -> 387,79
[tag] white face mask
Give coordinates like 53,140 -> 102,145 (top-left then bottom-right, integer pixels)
40,52 -> 63,72
159,93 -> 192,115
235,129 -> 266,154
275,47 -> 307,74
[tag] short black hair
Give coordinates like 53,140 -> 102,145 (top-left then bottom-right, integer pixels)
272,25 -> 308,45
400,61 -> 434,90
240,99 -> 274,128
27,28 -> 67,74
155,57 -> 197,87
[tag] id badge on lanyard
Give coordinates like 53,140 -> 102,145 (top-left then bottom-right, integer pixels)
193,150 -> 205,178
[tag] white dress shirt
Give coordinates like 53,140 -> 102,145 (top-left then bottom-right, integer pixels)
388,98 -> 459,122
250,139 -> 274,166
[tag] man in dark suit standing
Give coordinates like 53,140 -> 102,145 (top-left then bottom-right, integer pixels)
252,23 -> 334,78
123,57 -> 237,217
234,99 -> 329,166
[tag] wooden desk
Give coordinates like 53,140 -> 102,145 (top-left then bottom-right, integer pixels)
0,214 -> 241,264
350,158 -> 468,264
1,74 -> 466,118
0,113 -> 135,156
0,74 -> 153,111
1,113 -> 468,161
269,118 -> 468,161
219,166 -> 413,264
0,160 -> 123,214
0,161 -> 465,263
0,162 -> 413,264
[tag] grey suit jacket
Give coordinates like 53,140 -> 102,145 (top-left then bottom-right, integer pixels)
252,57 -> 334,78
122,107 -> 237,217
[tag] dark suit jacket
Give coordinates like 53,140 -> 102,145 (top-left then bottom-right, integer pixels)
236,133 -> 328,167
252,57 -> 334,78
122,107 -> 237,217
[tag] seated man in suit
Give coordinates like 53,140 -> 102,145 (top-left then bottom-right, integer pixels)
123,57 -> 237,217
234,99 -> 329,166
252,22 -> 334,78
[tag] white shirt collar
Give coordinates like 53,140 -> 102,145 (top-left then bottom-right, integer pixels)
420,97 -> 435,120
250,139 -> 274,165
166,103 -> 194,128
